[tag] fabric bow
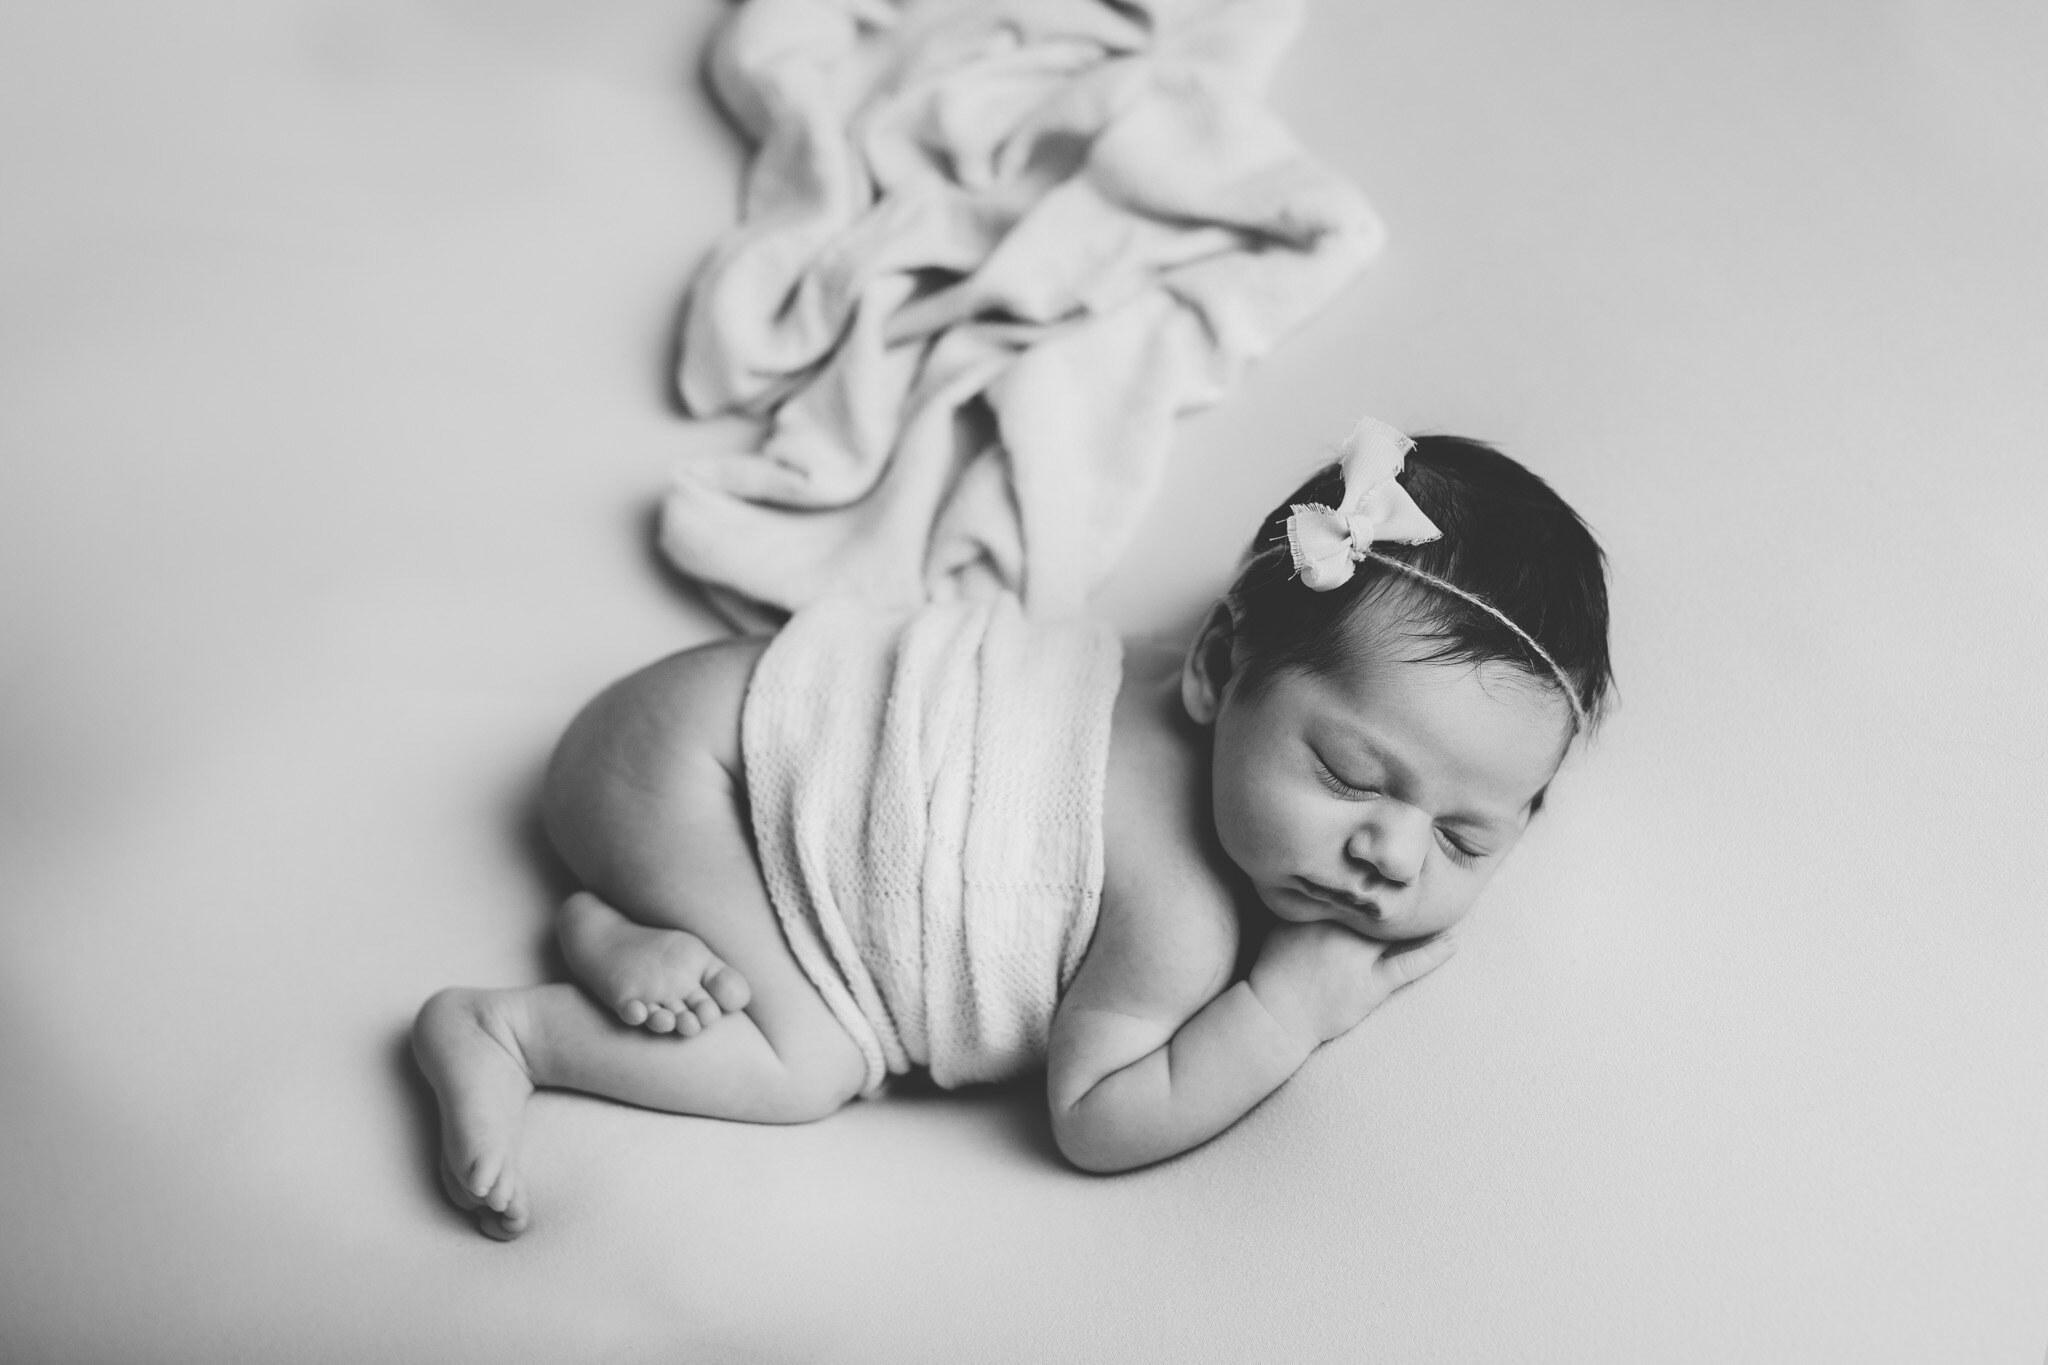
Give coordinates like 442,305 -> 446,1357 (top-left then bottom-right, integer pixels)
1284,417 -> 1441,591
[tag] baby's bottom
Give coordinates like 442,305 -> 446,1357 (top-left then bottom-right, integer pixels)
412,640 -> 866,1240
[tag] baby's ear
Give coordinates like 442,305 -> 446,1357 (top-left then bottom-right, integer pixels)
1180,601 -> 1240,725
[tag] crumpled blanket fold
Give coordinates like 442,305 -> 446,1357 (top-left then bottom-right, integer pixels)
741,592 -> 1123,1093
663,0 -> 1382,626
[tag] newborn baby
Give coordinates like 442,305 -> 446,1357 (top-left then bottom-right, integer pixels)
414,418 -> 1613,1239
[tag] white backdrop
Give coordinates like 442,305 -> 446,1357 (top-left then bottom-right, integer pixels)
2,1 -> 2043,1360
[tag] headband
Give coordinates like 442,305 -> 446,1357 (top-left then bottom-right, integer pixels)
1283,416 -> 1588,731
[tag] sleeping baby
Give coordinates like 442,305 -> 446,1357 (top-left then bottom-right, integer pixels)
413,417 -> 1613,1239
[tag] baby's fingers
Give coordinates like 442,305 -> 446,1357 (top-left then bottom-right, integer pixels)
1373,933 -> 1460,992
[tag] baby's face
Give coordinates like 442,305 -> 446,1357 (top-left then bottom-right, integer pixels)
1206,643 -> 1570,942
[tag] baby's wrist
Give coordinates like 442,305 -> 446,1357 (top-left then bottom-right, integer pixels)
1245,967 -> 1322,1054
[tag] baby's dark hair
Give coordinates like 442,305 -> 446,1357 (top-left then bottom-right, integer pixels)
1227,434 -> 1613,731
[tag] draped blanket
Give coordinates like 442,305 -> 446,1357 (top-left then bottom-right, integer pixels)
742,593 -> 1123,1093
662,0 -> 1382,625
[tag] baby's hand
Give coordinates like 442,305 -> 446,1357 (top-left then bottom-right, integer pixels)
1249,921 -> 1459,1050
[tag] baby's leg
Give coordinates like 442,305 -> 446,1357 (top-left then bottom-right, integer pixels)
535,718 -> 869,1110
414,976 -> 859,1240
414,640 -> 866,1237
413,802 -> 864,1241
539,638 -> 829,1050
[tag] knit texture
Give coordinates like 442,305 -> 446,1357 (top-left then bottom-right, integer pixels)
742,593 -> 1123,1093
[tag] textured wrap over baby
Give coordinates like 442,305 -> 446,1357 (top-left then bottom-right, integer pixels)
742,593 -> 1123,1095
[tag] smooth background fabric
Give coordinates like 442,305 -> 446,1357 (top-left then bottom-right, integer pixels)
2,1 -> 2043,1361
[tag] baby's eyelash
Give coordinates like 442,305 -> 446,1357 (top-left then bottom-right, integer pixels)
1435,829 -> 1483,866
1312,756 -> 1376,799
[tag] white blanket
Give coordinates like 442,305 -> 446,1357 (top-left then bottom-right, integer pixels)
662,0 -> 1382,626
741,593 -> 1123,1093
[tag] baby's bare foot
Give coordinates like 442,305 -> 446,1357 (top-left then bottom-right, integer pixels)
412,988 -> 536,1240
558,891 -> 752,1037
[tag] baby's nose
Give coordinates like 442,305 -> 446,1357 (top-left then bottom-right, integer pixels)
1347,804 -> 1430,886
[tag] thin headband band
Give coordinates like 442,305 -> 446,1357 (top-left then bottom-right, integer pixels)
1359,549 -> 1588,732
1255,532 -> 1590,733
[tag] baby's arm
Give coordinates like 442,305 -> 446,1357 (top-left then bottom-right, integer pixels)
1047,884 -> 1458,1173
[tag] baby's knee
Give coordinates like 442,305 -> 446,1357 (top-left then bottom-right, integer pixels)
763,1040 -> 866,1123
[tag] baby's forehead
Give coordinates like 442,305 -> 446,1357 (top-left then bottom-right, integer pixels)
1351,618 -> 1572,724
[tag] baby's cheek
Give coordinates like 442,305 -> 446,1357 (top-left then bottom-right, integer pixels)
1210,783 -> 1262,869
1211,773 -> 1286,871
1431,862 -> 1499,928
1248,786 -> 1327,870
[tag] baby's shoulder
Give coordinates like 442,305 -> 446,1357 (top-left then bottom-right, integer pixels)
1093,644 -> 1241,996
1103,644 -> 1206,844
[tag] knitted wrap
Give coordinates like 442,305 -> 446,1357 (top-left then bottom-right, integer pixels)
742,593 -> 1123,1093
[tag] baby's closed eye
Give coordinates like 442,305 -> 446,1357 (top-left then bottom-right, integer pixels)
1434,829 -> 1484,865
1311,753 -> 1379,799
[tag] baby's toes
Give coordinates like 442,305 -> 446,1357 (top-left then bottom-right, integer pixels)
686,993 -> 722,1031
645,1005 -> 677,1034
704,962 -> 751,1013
464,1153 -> 503,1203
674,1008 -> 703,1038
616,998 -> 650,1027
483,1170 -> 517,1215
479,1199 -> 528,1242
